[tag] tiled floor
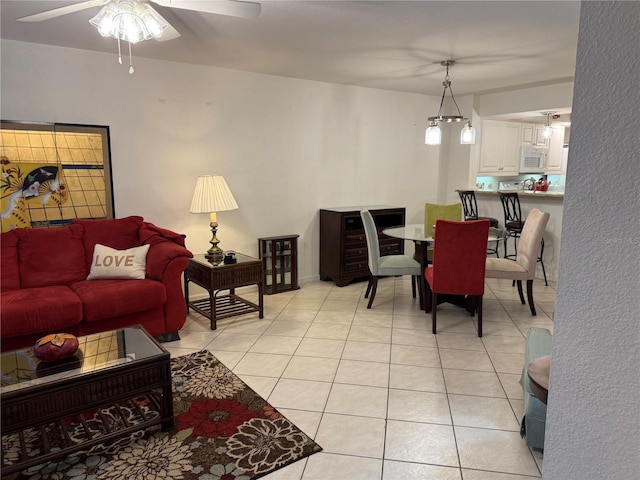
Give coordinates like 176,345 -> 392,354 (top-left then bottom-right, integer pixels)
164,275 -> 556,479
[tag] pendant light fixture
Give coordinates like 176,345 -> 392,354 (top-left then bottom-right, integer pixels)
425,60 -> 475,146
90,0 -> 168,74
541,112 -> 555,139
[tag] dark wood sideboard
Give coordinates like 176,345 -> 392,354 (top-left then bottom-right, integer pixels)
319,206 -> 406,287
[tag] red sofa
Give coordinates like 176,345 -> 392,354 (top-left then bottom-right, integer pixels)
0,216 -> 193,352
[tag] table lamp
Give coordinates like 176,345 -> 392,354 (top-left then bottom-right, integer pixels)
189,175 -> 239,262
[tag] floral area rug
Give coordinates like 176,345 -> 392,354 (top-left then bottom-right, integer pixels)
3,350 -> 322,480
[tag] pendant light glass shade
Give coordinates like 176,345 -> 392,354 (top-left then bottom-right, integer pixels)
460,122 -> 476,144
541,112 -> 554,138
425,122 -> 442,145
425,60 -> 475,146
90,0 -> 167,43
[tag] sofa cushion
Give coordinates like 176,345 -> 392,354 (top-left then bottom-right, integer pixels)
1,230 -> 20,291
71,279 -> 166,322
17,225 -> 88,288
0,286 -> 83,337
73,216 -> 143,267
87,244 -> 150,280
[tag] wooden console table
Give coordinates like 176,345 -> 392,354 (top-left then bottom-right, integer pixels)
184,252 -> 264,330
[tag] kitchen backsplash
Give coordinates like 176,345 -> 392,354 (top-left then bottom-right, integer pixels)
475,174 -> 566,193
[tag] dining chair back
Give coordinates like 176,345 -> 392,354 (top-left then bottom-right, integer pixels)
424,203 -> 462,238
485,208 -> 550,315
458,190 -> 499,227
424,219 -> 490,337
360,210 -> 422,309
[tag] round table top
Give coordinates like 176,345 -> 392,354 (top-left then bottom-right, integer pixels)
527,355 -> 551,404
383,224 -> 502,243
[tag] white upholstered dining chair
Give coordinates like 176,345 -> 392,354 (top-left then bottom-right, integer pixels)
485,208 -> 550,315
360,210 -> 422,309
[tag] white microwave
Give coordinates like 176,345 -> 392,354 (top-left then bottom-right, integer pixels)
520,146 -> 548,173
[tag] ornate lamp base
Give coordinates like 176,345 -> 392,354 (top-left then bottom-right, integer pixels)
205,221 -> 224,264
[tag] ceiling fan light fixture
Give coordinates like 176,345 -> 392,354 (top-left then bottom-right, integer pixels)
90,0 -> 167,43
425,60 -> 475,146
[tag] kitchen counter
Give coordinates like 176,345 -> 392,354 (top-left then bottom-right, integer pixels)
475,190 -> 564,199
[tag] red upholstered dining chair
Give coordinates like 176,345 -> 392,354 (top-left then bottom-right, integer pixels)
424,219 -> 490,337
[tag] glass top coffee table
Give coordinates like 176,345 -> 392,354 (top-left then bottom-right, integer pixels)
1,325 -> 173,476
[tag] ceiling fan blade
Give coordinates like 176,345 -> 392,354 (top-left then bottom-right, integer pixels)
152,0 -> 261,19
17,0 -> 109,22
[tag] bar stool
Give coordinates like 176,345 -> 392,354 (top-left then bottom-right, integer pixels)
499,192 -> 548,285
458,190 -> 500,256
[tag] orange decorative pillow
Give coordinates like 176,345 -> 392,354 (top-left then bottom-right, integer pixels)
34,333 -> 79,362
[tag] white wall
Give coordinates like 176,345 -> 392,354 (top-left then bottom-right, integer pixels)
544,2 -> 640,479
1,39 -> 445,283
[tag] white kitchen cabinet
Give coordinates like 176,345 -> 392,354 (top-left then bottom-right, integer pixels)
522,123 -> 550,148
478,120 -> 521,175
545,126 -> 567,173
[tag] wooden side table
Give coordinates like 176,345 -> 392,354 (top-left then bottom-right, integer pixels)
184,251 -> 264,330
258,235 -> 300,294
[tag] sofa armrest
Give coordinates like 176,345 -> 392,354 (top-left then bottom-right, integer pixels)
145,241 -> 193,281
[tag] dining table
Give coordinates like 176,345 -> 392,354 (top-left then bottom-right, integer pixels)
382,223 -> 502,312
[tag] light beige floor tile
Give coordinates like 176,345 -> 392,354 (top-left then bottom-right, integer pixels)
385,420 -> 459,467
286,298 -> 326,310
479,320 -> 525,337
389,364 -> 446,393
224,317 -> 272,334
305,322 -> 351,340
391,327 -> 438,348
449,394 -> 520,430
443,369 -> 506,398
282,356 -> 339,382
295,337 -> 345,358
238,375 -> 278,399
207,332 -> 260,352
347,325 -> 392,343
334,359 -> 389,387
268,378 -> 332,411
274,308 -> 318,323
165,346 -> 202,358
353,311 -> 394,327
388,389 -> 451,424
482,335 -> 526,354
264,321 -> 311,337
315,413 -> 386,458
303,452 -> 383,480
461,470 -> 540,479
325,383 -> 388,418
320,299 -> 358,312
499,372 -> 525,400
342,341 -> 391,363
263,456 -> 306,480
312,310 -> 354,325
391,344 -> 441,368
510,399 -> 525,422
435,332 -> 486,351
277,408 -> 323,439
383,461 -> 462,480
249,335 -> 302,355
455,426 -> 541,476
207,349 -> 245,369
169,329 -> 219,350
392,314 -> 431,331
488,351 -> 525,374
232,352 -> 291,377
439,348 -> 495,372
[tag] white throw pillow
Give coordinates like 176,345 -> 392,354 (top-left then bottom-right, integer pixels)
87,244 -> 150,280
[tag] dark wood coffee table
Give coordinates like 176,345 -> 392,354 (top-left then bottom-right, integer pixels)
0,325 -> 173,476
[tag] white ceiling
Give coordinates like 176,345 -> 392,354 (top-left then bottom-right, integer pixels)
1,0 -> 580,118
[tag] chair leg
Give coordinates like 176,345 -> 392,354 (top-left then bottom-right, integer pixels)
367,276 -> 379,309
526,279 -> 537,316
539,238 -> 548,286
365,277 -> 373,298
411,275 -> 416,298
477,295 -> 483,337
432,292 -> 438,334
516,280 -> 526,304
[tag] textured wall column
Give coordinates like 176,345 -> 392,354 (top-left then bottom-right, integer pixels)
544,2 -> 639,479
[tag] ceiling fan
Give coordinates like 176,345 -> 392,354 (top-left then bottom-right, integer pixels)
17,0 -> 262,41
17,0 -> 261,73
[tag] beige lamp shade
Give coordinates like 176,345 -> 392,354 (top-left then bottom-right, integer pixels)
190,175 -> 239,216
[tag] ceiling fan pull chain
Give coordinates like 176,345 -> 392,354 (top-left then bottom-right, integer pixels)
117,37 -> 122,65
128,41 -> 134,74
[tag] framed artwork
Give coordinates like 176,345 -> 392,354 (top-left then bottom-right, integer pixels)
0,121 -> 114,232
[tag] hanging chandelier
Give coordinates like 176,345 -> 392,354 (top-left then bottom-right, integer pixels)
425,60 -> 476,146
90,0 -> 168,74
541,112 -> 556,139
